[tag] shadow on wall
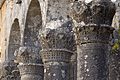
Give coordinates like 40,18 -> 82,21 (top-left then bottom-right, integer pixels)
23,0 -> 42,50
8,19 -> 21,61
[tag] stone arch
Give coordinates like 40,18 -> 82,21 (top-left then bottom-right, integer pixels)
8,19 -> 21,61
23,0 -> 42,49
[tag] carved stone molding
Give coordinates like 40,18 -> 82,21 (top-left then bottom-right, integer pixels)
71,0 -> 116,80
41,49 -> 73,63
39,18 -> 75,80
15,46 -> 43,80
74,24 -> 114,45
39,26 -> 75,52
15,46 -> 42,64
71,0 -> 116,26
18,63 -> 43,80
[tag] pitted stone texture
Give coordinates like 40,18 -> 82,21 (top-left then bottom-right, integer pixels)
44,62 -> 70,80
18,63 -> 43,80
0,60 -> 20,80
40,49 -> 73,80
46,0 -> 72,29
39,25 -> 75,52
74,25 -> 114,45
70,52 -> 77,80
39,24 -> 76,80
112,0 -> 120,29
15,46 -> 44,80
75,25 -> 114,80
15,46 -> 42,64
71,0 -> 116,26
109,50 -> 120,80
41,49 -> 73,63
72,1 -> 115,80
77,43 -> 109,80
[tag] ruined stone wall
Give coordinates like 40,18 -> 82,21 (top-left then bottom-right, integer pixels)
0,0 -> 46,62
0,0 -> 118,80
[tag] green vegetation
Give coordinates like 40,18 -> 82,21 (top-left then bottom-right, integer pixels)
112,29 -> 120,52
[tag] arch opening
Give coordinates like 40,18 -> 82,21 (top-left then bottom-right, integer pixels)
23,0 -> 42,50
8,19 -> 21,61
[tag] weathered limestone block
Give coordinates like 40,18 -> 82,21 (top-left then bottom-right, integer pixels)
112,0 -> 120,30
39,22 -> 75,80
15,46 -> 43,80
0,60 -> 20,80
109,50 -> 120,80
71,0 -> 115,80
45,0 -> 72,29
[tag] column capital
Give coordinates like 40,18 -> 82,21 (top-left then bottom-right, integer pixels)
71,0 -> 116,26
14,46 -> 41,64
15,46 -> 44,80
74,24 -> 114,44
39,26 -> 75,52
39,26 -> 76,63
0,60 -> 20,80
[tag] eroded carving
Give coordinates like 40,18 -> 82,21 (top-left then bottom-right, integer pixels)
71,0 -> 116,26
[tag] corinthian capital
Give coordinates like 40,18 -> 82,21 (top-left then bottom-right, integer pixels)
71,0 -> 116,26
39,23 -> 76,51
14,46 -> 41,64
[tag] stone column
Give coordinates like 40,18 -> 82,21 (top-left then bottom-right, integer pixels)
70,52 -> 77,80
15,46 -> 43,80
109,50 -> 120,80
71,0 -> 115,80
39,25 -> 75,80
109,0 -> 120,80
39,0 -> 75,80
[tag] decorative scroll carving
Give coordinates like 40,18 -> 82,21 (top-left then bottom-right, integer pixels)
14,46 -> 41,64
39,25 -> 75,52
71,0 -> 116,80
71,0 -> 116,26
15,46 -> 43,80
39,9 -> 75,79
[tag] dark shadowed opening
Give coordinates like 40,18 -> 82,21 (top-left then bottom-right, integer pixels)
8,19 -> 21,61
23,0 -> 42,50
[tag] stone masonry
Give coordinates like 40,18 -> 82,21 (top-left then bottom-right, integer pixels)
0,0 -> 119,80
